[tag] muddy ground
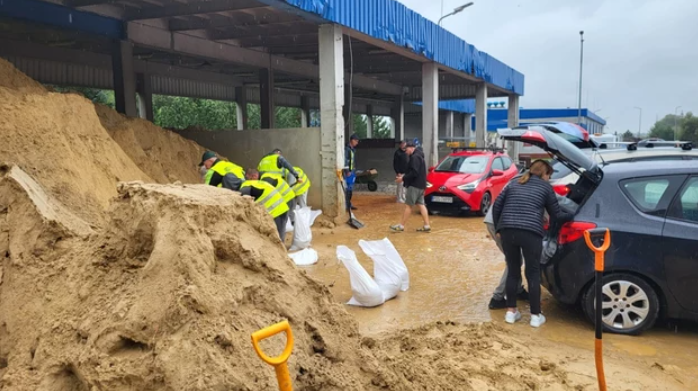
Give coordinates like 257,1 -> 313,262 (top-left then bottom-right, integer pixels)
305,194 -> 698,390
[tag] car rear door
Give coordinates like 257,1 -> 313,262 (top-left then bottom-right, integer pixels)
498,127 -> 602,182
662,176 -> 698,313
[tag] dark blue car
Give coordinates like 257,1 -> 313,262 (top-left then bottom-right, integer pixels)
500,127 -> 698,335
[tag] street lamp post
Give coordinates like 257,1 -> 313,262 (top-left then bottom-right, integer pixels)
674,105 -> 682,141
438,2 -> 474,26
634,107 -> 643,139
577,31 -> 584,126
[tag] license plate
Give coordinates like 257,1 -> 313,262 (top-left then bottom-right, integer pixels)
432,196 -> 453,203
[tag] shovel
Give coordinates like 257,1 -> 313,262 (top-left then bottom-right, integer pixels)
251,320 -> 295,391
584,228 -> 611,391
336,170 -> 365,229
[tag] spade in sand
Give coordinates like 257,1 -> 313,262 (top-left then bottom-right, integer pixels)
337,170 -> 364,229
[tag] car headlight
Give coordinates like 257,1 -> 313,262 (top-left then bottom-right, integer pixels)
457,179 -> 481,193
426,181 -> 433,188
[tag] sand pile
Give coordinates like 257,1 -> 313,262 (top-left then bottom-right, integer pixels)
0,175 -> 583,390
95,105 -> 206,184
0,59 -> 152,226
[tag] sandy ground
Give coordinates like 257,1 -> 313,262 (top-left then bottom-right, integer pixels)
305,194 -> 698,390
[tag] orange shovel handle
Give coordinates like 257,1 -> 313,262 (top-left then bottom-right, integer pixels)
251,320 -> 294,366
584,229 -> 611,272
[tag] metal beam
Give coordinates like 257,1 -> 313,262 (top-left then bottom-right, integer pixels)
126,0 -> 266,21
0,39 -> 244,87
207,22 -> 317,41
127,23 -> 403,96
65,0 -> 116,7
168,8 -> 301,31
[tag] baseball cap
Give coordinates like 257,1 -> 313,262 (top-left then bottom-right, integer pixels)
199,151 -> 216,165
350,134 -> 360,141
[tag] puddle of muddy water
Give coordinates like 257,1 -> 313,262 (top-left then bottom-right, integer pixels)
305,194 -> 698,377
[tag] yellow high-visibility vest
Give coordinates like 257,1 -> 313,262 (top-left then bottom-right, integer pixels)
205,160 -> 245,187
261,173 -> 295,203
240,180 -> 289,218
290,166 -> 310,196
258,154 -> 286,177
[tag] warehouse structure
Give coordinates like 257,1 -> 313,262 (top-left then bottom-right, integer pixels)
0,0 -> 524,217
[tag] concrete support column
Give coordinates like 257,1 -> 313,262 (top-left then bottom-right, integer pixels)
507,95 -> 521,162
235,86 -> 248,130
464,113 -> 473,145
112,41 -> 137,117
392,95 -> 405,141
366,105 -> 374,138
135,73 -> 153,122
318,24 -> 345,218
447,111 -> 455,139
300,96 -> 311,128
475,83 -> 488,148
259,68 -> 275,129
422,62 -> 439,167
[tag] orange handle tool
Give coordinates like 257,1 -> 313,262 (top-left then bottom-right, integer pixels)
251,320 -> 294,391
584,228 -> 611,391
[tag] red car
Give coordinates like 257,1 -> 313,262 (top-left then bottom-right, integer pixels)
425,149 -> 519,216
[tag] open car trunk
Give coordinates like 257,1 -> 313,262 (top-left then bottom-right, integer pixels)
498,126 -> 604,262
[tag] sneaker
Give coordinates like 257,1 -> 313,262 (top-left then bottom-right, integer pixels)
517,289 -> 529,301
505,310 -> 522,324
416,226 -> 431,233
530,314 -> 547,328
390,225 -> 405,232
488,297 -> 507,310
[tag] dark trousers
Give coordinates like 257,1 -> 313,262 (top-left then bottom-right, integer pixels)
274,212 -> 288,242
500,229 -> 543,314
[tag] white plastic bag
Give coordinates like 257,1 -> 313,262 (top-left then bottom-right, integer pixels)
310,209 -> 322,226
359,238 -> 409,292
285,218 -> 294,233
289,248 -> 318,266
336,246 -> 385,307
290,207 -> 313,251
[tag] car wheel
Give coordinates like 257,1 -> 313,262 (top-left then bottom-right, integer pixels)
477,192 -> 492,217
582,273 -> 659,335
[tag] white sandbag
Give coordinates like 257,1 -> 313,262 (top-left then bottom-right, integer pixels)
285,218 -> 294,233
336,246 -> 385,307
289,248 -> 318,266
290,207 -> 313,251
310,209 -> 322,226
359,238 -> 409,292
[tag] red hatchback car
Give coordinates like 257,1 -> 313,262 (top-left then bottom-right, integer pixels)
425,149 -> 519,215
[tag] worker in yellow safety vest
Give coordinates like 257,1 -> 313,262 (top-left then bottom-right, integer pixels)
258,148 -> 302,223
241,169 -> 290,241
200,151 -> 245,191
287,166 -> 311,208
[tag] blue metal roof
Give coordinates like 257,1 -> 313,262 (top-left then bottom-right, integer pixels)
281,0 -> 524,95
0,0 -> 123,39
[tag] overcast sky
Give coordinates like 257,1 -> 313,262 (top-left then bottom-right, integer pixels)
396,0 -> 698,135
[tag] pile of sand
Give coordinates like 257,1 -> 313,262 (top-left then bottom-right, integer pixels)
0,175 -> 583,390
95,105 -> 206,185
0,58 -> 206,226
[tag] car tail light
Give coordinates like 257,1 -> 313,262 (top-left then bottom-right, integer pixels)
558,222 -> 597,245
553,185 -> 570,196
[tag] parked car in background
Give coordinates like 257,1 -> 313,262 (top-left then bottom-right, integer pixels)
550,143 -> 698,196
425,148 -> 519,216
499,126 -> 698,335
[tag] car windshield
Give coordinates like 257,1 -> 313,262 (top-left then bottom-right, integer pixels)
436,156 -> 489,173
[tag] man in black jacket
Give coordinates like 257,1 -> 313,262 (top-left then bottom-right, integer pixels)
393,140 -> 409,204
390,142 -> 431,232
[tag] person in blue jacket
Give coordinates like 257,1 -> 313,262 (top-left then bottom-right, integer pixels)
343,134 -> 360,210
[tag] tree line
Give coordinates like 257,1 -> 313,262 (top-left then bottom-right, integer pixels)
50,86 -> 393,138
